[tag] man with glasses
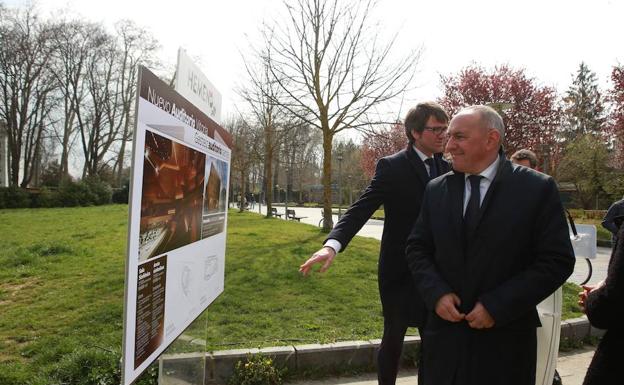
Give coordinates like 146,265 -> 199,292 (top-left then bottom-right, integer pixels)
300,101 -> 450,385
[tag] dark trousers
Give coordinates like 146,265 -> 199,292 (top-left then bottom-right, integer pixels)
377,317 -> 422,385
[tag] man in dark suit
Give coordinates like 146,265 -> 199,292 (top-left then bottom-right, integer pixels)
405,105 -> 575,385
299,101 -> 450,385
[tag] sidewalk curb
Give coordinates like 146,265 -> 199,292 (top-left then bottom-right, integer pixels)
559,316 -> 605,343
162,317 -> 600,384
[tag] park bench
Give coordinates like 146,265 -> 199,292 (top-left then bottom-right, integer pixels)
286,209 -> 307,222
271,207 -> 282,218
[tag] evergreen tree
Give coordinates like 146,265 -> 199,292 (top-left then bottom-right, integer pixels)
563,62 -> 606,140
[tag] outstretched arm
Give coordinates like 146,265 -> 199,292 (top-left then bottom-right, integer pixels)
300,158 -> 390,276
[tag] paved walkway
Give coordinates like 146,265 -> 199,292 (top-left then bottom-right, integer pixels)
287,347 -> 596,385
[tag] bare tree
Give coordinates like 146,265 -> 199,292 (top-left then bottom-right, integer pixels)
263,0 -> 421,230
0,6 -> 58,187
49,19 -> 94,179
333,139 -> 367,206
50,18 -> 158,184
238,56 -> 292,218
227,115 -> 261,212
280,120 -> 322,203
73,26 -> 120,178
109,20 -> 159,187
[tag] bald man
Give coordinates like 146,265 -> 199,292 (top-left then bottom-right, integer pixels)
405,106 -> 574,385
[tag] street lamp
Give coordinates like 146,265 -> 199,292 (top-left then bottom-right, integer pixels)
274,184 -> 279,217
285,167 -> 289,219
337,154 -> 343,219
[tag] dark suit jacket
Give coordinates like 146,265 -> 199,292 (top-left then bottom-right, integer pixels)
602,199 -> 624,243
583,225 -> 624,385
327,146 -> 449,327
406,156 -> 575,385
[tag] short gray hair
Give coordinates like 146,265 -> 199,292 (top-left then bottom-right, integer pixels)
460,105 -> 505,141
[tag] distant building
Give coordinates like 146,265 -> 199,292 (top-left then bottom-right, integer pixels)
0,121 -> 8,187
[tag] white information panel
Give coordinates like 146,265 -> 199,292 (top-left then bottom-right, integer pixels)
570,224 -> 598,259
175,48 -> 222,124
121,66 -> 231,385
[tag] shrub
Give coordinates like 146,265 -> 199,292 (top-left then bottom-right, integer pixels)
0,179 -> 114,209
112,180 -> 130,204
57,178 -> 112,207
48,347 -> 157,385
84,177 -> 113,205
58,179 -> 94,207
568,209 -> 607,220
228,355 -> 283,385
0,362 -> 30,385
49,347 -> 121,385
31,187 -> 62,208
0,187 -> 31,209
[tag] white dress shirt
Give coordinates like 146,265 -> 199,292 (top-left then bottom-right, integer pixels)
413,145 -> 433,176
463,157 -> 500,215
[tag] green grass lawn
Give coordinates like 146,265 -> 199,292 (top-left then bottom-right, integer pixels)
0,205 -> 584,384
0,206 -> 383,384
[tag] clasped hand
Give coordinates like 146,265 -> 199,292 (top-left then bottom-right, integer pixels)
435,293 -> 495,329
578,281 -> 604,312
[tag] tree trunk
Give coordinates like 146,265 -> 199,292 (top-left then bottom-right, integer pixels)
60,130 -> 71,178
116,138 -> 128,187
239,168 -> 246,212
322,129 -> 333,231
115,116 -> 131,187
59,94 -> 76,179
273,151 -> 280,202
8,129 -> 20,187
265,136 -> 274,218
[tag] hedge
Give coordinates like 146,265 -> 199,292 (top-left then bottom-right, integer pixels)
0,178 -> 119,209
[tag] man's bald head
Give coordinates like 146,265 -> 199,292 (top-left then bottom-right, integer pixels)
456,105 -> 505,145
445,105 -> 504,174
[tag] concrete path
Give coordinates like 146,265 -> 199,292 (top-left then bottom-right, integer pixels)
569,247 -> 610,286
287,347 -> 596,385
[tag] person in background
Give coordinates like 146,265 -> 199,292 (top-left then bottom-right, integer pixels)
579,214 -> 624,385
511,148 -> 538,169
300,101 -> 451,385
602,197 -> 624,246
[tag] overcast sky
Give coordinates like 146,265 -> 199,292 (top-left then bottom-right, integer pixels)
7,0 -> 624,132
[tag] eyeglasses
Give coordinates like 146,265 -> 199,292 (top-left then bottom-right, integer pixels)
423,126 -> 448,135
